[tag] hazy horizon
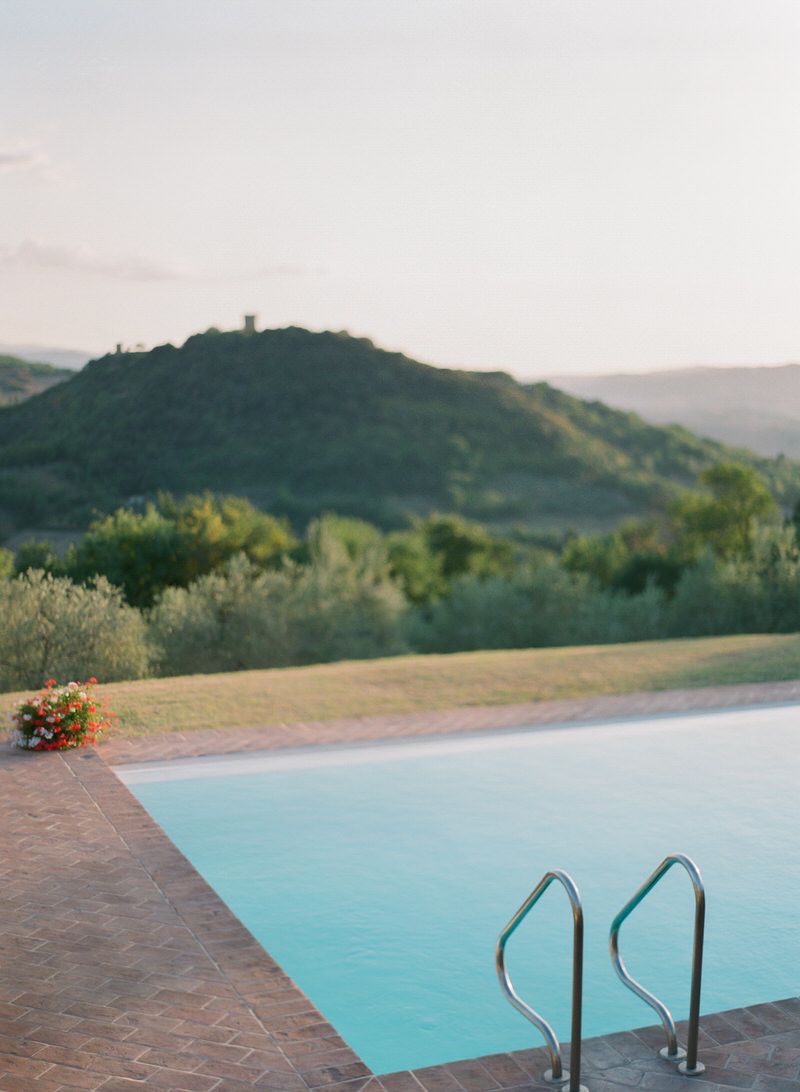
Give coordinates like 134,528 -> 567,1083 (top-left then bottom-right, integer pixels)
2,0 -> 799,376
3,330 -> 800,382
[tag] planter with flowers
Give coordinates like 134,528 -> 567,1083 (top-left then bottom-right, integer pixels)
10,678 -> 115,751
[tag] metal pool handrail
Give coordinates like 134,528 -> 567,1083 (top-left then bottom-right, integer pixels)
609,853 -> 706,1076
496,869 -> 588,1092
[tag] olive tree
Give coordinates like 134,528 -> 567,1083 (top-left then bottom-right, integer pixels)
0,570 -> 151,690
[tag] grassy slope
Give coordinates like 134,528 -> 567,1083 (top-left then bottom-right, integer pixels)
2,633 -> 797,737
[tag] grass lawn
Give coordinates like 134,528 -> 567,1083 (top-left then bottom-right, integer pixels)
1,633 -> 798,738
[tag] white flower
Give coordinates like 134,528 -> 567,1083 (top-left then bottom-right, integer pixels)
22,714 -> 31,721
46,716 -> 54,723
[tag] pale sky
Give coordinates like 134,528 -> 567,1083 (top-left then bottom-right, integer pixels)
2,0 -> 799,375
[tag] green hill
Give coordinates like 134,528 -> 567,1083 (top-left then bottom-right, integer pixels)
0,354 -> 71,406
0,326 -> 797,532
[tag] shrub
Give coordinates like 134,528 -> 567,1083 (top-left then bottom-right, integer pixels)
665,527 -> 800,637
410,564 -> 665,653
0,547 -> 13,581
0,570 -> 151,690
149,527 -> 407,677
149,555 -> 290,676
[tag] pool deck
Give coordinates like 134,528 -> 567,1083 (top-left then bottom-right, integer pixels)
2,679 -> 800,1091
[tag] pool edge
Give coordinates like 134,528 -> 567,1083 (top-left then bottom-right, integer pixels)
59,749 -> 800,1088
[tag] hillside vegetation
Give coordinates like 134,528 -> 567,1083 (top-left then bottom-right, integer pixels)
0,326 -> 797,532
2,469 -> 800,692
0,354 -> 71,406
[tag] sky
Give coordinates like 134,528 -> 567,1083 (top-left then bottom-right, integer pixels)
1,0 -> 799,376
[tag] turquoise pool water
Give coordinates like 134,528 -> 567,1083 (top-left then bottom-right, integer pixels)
119,705 -> 800,1074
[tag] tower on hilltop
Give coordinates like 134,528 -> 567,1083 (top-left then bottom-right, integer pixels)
243,314 -> 258,334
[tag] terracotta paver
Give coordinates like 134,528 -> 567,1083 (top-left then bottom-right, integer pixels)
1,682 -> 799,1089
382,1000 -> 800,1089
101,678 -> 800,765
0,747 -> 354,1091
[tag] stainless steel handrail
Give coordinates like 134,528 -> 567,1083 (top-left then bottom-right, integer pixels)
496,870 -> 588,1092
609,853 -> 705,1076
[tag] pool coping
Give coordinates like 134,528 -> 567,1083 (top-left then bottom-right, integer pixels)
3,681 -> 800,1090
100,677 -> 800,766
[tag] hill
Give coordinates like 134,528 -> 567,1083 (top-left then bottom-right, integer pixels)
0,354 -> 72,406
0,342 -> 92,371
0,327 -> 797,533
552,364 -> 800,459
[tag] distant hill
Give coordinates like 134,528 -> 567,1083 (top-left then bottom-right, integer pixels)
0,327 -> 798,533
552,364 -> 800,459
0,354 -> 72,406
0,342 -> 92,371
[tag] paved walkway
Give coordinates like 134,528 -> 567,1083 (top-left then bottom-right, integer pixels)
2,682 -> 800,1089
102,678 -> 800,765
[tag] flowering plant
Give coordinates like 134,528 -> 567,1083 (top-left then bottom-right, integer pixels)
10,678 -> 115,751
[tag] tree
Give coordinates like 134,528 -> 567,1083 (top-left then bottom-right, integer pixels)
302,514 -> 383,564
67,505 -> 186,607
387,529 -> 446,605
421,513 -> 514,580
149,538 -> 407,677
160,492 -> 297,579
673,462 -> 778,560
387,514 -> 515,605
562,531 -> 629,587
64,493 -> 298,607
562,519 -> 664,589
0,547 -> 13,581
0,570 -> 150,689
13,540 -> 64,576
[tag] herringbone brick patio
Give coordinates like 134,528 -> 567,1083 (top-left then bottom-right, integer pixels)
1,683 -> 799,1089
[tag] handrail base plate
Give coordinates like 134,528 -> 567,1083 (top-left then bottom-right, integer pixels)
678,1061 -> 706,1076
659,1046 -> 687,1062
543,1070 -> 588,1092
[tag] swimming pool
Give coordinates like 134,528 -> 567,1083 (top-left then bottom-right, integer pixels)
118,704 -> 800,1075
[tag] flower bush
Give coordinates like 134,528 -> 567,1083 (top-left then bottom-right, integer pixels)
10,678 -> 115,751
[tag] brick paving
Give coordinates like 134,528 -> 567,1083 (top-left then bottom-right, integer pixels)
101,678 -> 800,765
0,747 -> 367,1092
1,683 -> 800,1089
380,1000 -> 800,1090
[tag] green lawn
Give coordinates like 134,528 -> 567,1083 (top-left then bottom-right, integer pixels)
2,633 -> 798,738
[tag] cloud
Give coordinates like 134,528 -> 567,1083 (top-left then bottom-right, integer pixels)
0,148 -> 49,175
0,240 -> 324,284
0,240 -> 184,281
247,263 -> 327,279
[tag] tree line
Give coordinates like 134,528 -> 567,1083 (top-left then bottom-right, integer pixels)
0,461 -> 797,690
